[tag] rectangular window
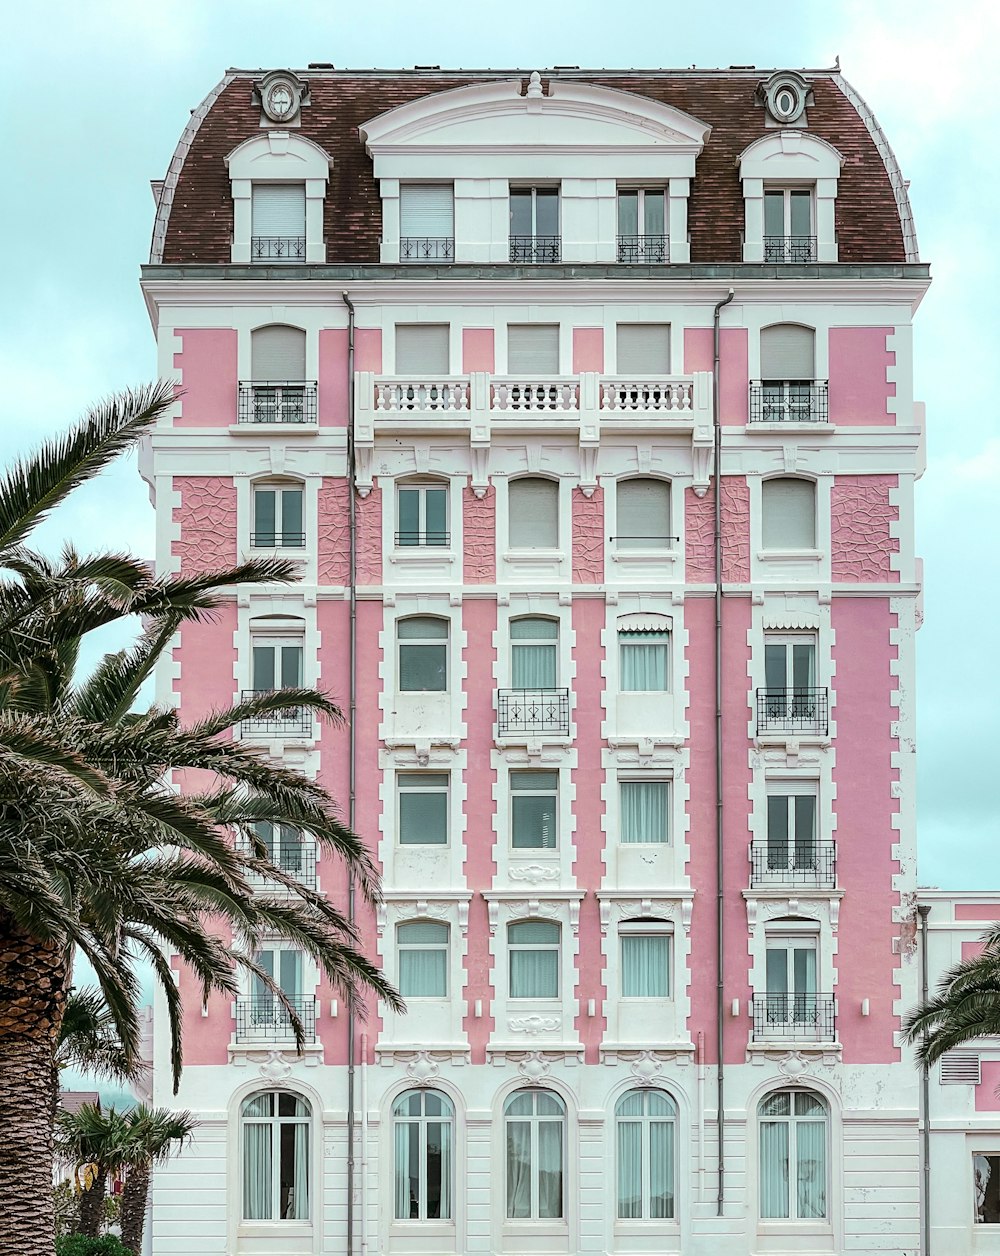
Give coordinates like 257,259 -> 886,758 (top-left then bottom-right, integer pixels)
251,639 -> 303,691
508,478 -> 559,548
764,188 -> 814,262
508,921 -> 560,998
251,184 -> 306,262
252,946 -> 303,1002
761,478 -> 817,549
617,188 -> 667,261
764,636 -> 817,692
975,1155 -> 1000,1223
621,930 -> 671,998
510,770 -> 558,849
395,324 -> 450,376
252,484 -> 304,548
616,324 -> 671,376
620,780 -> 669,844
615,478 -> 672,550
510,188 -> 560,261
766,789 -> 817,871
765,935 -> 818,1025
398,774 -> 449,846
397,483 -> 448,547
397,922 -> 449,997
399,185 -> 455,261
511,618 -> 559,688
397,617 -> 448,692
507,324 -> 560,375
619,630 -> 669,692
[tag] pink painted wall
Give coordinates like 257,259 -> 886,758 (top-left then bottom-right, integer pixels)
462,328 -> 495,373
463,486 -> 496,583
955,904 -> 1000,921
572,487 -> 604,584
572,327 -> 604,373
831,475 -> 900,582
683,327 -> 748,424
318,328 -> 348,426
172,328 -> 237,427
170,477 -> 237,575
461,599 -> 498,1062
976,1062 -> 1000,1111
355,328 -> 383,374
963,941 -> 987,961
828,328 -> 895,425
317,478 -> 351,586
832,598 -> 901,1063
355,484 -> 383,585
684,480 -> 750,584
571,599 -> 607,1062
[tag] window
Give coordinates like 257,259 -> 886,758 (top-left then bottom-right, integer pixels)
765,933 -> 818,1026
617,189 -> 667,262
759,634 -> 824,735
619,629 -> 669,692
251,184 -> 306,262
508,921 -> 560,999
758,325 -> 819,423
766,787 -> 818,874
508,478 -> 559,549
252,325 -> 307,382
252,482 -> 304,548
397,617 -> 448,692
395,325 -> 450,376
397,922 -> 449,997
251,637 -> 303,692
507,325 -> 560,375
247,325 -> 310,424
504,1089 -> 565,1219
241,1090 -> 310,1220
247,820 -> 310,879
398,774 -> 449,846
616,478 -> 672,550
764,635 -> 817,694
616,325 -> 671,376
393,1090 -> 454,1220
620,922 -> 672,998
399,185 -> 455,262
511,617 -> 558,688
620,780 -> 669,844
761,477 -> 816,549
616,1089 -> 676,1219
975,1155 -> 1000,1224
397,482 -> 448,547
510,771 -> 558,850
510,188 -> 560,262
244,946 -> 312,1042
763,189 -> 814,262
759,1089 -> 828,1220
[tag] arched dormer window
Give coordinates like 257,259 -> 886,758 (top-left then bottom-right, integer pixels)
225,131 -> 332,265
738,132 -> 842,264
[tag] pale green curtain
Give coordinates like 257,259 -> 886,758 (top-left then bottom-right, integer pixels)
398,922 -> 448,997
290,1120 -> 309,1219
394,1119 -> 415,1217
620,631 -> 669,691
506,1117 -> 532,1217
620,781 -> 668,843
428,1118 -> 452,1219
649,1115 -> 674,1219
537,1119 -> 563,1218
796,1119 -> 827,1218
621,934 -> 670,997
617,1116 -> 642,1218
243,1121 -> 272,1219
512,618 -> 558,688
509,922 -> 559,998
760,1119 -> 790,1218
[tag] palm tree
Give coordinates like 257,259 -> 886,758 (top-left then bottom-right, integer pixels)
903,922 -> 1000,1063
55,1101 -> 130,1238
57,987 -> 141,1091
0,386 -> 401,1254
118,1105 -> 197,1255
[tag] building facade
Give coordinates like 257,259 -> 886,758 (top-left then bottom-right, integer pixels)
141,65 -> 931,1255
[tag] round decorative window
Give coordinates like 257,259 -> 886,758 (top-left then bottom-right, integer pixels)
774,86 -> 799,119
762,72 -> 808,125
257,71 -> 305,124
265,82 -> 295,120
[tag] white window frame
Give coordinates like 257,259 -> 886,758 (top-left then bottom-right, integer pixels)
507,477 -> 560,550
396,772 -> 450,847
503,1088 -> 566,1220
240,1089 -> 312,1222
618,778 -> 671,845
619,921 -> 673,999
392,1088 -> 456,1221
396,616 -> 449,693
396,921 -> 450,999
615,1087 -> 678,1221
250,634 -> 305,693
974,1152 -> 1000,1225
226,131 -> 331,265
507,920 -> 561,1000
396,480 -> 450,549
251,480 -> 306,550
510,770 -> 559,851
758,1088 -> 829,1222
614,477 -> 674,551
618,628 -> 671,693
760,476 -> 817,551
509,186 -> 561,238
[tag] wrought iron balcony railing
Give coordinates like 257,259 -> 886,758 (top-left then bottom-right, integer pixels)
235,996 -> 316,1043
250,532 -> 306,549
756,688 -> 829,736
749,381 -> 829,424
763,234 -> 817,263
394,530 -> 451,547
750,841 -> 836,889
752,993 -> 836,1043
497,688 -> 570,737
400,235 -> 455,261
239,840 -> 317,891
617,234 -> 669,263
238,381 -> 318,425
240,690 -> 312,738
251,236 -> 307,262
509,235 -> 561,263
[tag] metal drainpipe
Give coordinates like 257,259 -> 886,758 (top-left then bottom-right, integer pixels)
713,286 -> 735,1217
918,902 -> 932,1255
341,290 -> 358,1255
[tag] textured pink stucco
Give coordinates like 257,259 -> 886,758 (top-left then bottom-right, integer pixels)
571,599 -> 607,1062
462,328 -> 495,373
172,328 -> 237,427
354,327 -> 383,374
572,327 -> 604,373
317,478 -> 351,586
683,326 -> 748,424
832,599 -> 901,1063
976,1062 -> 1000,1111
355,484 -> 382,584
831,475 -> 900,582
461,599 -> 498,1063
828,328 -> 895,425
318,328 -> 348,426
170,477 -> 238,575
463,486 -> 496,583
572,487 -> 604,584
684,480 -> 750,584
955,904 -> 1000,921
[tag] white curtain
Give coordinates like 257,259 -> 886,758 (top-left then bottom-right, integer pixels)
649,1117 -> 674,1219
506,1119 -> 532,1217
537,1120 -> 563,1218
394,1120 -> 416,1218
620,632 -> 669,691
510,947 -> 558,998
243,1122 -> 272,1219
796,1120 -> 827,1218
621,781 -> 668,843
617,1118 -> 641,1218
760,1120 -> 789,1218
290,1120 -> 309,1219
398,923 -> 448,997
621,934 -> 669,997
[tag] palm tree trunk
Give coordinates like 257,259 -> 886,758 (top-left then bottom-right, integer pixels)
77,1170 -> 107,1237
121,1164 -> 149,1254
0,909 -> 69,1256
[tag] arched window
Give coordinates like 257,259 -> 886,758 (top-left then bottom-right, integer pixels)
252,478 -> 305,548
761,477 -> 816,550
511,616 -> 559,688
397,616 -> 448,692
241,1090 -> 311,1220
616,477 -> 672,550
758,1088 -> 828,1220
397,479 -> 449,547
397,921 -> 449,997
508,478 -> 559,549
393,1089 -> 454,1220
504,1089 -> 565,1219
759,325 -> 818,422
616,1088 -> 677,1219
248,325 -> 309,423
508,920 -> 560,998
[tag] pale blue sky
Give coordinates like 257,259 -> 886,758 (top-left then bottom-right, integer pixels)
2,0 -> 997,889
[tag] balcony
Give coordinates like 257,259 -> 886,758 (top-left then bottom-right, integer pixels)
374,379 -> 469,414
756,688 -> 829,737
239,839 -> 317,891
235,996 -> 316,1044
493,379 -> 578,413
751,993 -> 836,1043
497,688 -> 570,737
251,236 -> 306,263
601,378 -> 694,415
749,381 -> 829,424
400,235 -> 455,262
509,234 -> 561,263
240,690 -> 312,738
238,381 -> 318,425
617,234 -> 669,264
750,842 -> 836,890
763,234 -> 817,263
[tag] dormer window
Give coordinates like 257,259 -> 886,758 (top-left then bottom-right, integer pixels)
251,184 -> 306,262
763,188 -> 814,263
617,188 -> 668,263
399,185 -> 455,262
225,131 -> 331,265
509,187 -> 560,263
738,131 -> 841,264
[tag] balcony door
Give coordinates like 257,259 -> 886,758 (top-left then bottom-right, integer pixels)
766,790 -> 817,874
511,617 -> 558,689
765,936 -> 818,1025
764,636 -> 816,707
252,638 -> 304,693
250,947 -> 304,1038
510,187 -> 559,261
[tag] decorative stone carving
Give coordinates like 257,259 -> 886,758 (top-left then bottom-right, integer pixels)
509,1016 -> 561,1035
518,1051 -> 551,1082
405,1051 -> 440,1085
630,1051 -> 663,1083
509,863 -> 560,884
777,1050 -> 811,1080
258,1051 -> 292,1082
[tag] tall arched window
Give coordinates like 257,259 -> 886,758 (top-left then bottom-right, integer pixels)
504,1089 -> 565,1219
759,1088 -> 828,1220
393,1089 -> 454,1220
511,616 -> 559,688
241,1090 -> 311,1220
616,1088 -> 677,1219
761,477 -> 816,550
616,478 -> 672,550
508,478 -> 559,548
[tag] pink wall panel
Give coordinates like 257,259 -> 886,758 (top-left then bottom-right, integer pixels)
355,483 -> 383,585
682,326 -> 750,424
828,327 -> 895,425
463,486 -> 496,583
572,327 -> 605,373
685,487 -> 715,583
318,328 -> 348,426
354,327 -> 383,374
976,1062 -> 1000,1111
572,487 -> 604,584
462,328 -> 495,373
170,477 -> 238,576
956,904 -> 1000,921
173,328 -> 237,427
317,478 -> 351,586
684,327 -> 713,375
831,475 -> 900,582
684,480 -> 750,584
171,949 -> 235,1065
963,941 -> 987,960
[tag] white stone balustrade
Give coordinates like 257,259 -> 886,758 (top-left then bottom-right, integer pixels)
600,377 -> 694,414
374,377 -> 470,413
491,378 -> 579,413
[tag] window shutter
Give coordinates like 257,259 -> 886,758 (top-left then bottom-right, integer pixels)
616,324 -> 671,375
762,478 -> 816,548
616,478 -> 671,548
399,185 -> 454,237
507,325 -> 560,374
940,1052 -> 982,1084
509,478 -> 558,547
395,325 -> 450,375
251,184 -> 306,237
760,325 -> 815,380
251,326 -> 306,380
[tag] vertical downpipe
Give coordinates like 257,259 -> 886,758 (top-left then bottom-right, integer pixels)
713,287 -> 734,1216
341,291 -> 358,1255
918,903 -> 932,1255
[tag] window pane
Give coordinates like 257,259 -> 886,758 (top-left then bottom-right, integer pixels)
622,934 -> 670,997
399,644 -> 447,691
616,478 -> 671,548
975,1155 -> 1000,1223
512,794 -> 557,848
512,643 -> 557,689
620,634 -> 669,691
535,189 -> 559,236
649,1116 -> 674,1218
509,921 -> 560,944
510,189 -> 532,236
760,1120 -> 790,1218
643,190 -> 666,236
761,478 -> 816,549
398,922 -> 449,944
760,325 -> 815,380
618,190 -> 639,235
792,642 -> 816,687
764,191 -> 785,237
280,645 -> 303,689
398,488 -> 420,545
510,617 -> 559,640
254,490 -> 276,539
796,1120 -> 827,1218
506,1117 -> 532,1216
281,489 -> 303,539
252,644 -> 276,691
537,1119 -> 563,1217
510,947 -> 558,998
399,787 -> 448,845
790,190 -> 812,236
425,489 -> 448,543
398,616 -> 449,639
509,478 -> 559,547
617,1116 -> 641,1218
620,781 -> 668,843
252,185 -> 306,239
399,947 -> 447,997
243,1121 -> 273,1218
399,184 -> 454,237
251,324 -> 306,379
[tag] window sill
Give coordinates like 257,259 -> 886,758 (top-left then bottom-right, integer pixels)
238,1221 -> 313,1233
503,549 -> 566,564
389,1220 -> 456,1237
228,423 -> 319,435
747,421 -> 835,433
756,549 -> 824,563
612,549 -> 678,562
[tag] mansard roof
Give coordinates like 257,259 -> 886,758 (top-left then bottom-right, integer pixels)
154,67 -> 914,266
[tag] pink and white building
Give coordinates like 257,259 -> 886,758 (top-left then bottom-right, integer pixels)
139,64 -> 938,1255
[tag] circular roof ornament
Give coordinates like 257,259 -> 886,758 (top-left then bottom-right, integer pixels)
761,70 -> 809,126
256,70 -> 308,125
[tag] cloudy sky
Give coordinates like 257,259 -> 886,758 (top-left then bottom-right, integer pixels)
2,0 -> 997,890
